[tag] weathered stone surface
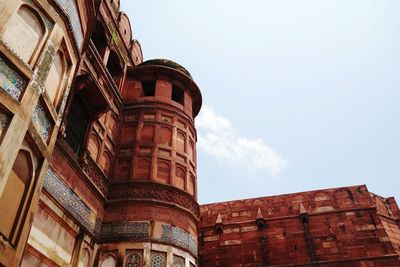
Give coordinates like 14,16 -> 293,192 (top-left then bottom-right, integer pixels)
199,185 -> 400,266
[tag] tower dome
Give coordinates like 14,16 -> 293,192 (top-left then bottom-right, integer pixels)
122,58 -> 202,117
139,59 -> 192,78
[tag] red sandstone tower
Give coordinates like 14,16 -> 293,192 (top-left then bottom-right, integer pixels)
99,59 -> 202,265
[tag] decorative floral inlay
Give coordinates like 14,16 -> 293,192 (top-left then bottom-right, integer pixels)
0,56 -> 27,100
43,168 -> 101,236
32,102 -> 53,141
101,222 -> 149,241
160,224 -> 198,256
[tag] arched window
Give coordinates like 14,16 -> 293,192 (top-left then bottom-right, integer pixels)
85,111 -> 118,178
125,253 -> 142,267
2,5 -> 46,64
0,148 -> 36,244
45,50 -> 66,105
151,252 -> 166,267
100,254 -> 117,267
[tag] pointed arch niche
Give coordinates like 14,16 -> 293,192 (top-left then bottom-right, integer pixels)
0,143 -> 39,245
2,4 -> 48,65
45,48 -> 70,108
100,254 -> 117,267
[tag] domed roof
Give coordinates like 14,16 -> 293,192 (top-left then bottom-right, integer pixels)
139,59 -> 192,78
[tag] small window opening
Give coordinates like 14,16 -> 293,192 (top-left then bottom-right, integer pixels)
65,95 -> 90,154
172,85 -> 184,105
91,21 -> 107,58
141,80 -> 156,96
106,50 -> 123,87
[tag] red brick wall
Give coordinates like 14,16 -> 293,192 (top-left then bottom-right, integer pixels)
199,185 -> 400,266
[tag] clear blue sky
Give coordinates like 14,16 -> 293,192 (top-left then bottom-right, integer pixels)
121,1 -> 400,204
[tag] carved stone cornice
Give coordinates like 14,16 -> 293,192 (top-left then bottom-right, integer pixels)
108,181 -> 200,220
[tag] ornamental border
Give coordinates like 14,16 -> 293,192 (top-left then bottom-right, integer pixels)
108,182 -> 200,218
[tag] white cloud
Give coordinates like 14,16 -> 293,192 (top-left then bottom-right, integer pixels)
196,106 -> 286,175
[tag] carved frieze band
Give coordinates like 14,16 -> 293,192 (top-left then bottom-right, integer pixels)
101,222 -> 149,242
80,154 -> 109,196
109,182 -> 200,218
